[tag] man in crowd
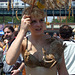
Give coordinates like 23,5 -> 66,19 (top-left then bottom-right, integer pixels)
2,26 -> 25,75
59,25 -> 75,75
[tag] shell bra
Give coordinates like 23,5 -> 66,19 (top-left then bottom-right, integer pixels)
22,37 -> 66,68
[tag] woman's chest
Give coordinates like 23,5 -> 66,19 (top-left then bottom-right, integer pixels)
27,42 -> 50,61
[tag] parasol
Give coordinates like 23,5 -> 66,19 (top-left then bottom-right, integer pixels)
21,0 -> 69,10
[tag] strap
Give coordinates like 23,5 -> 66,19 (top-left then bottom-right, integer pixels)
25,37 -> 28,49
22,37 -> 28,64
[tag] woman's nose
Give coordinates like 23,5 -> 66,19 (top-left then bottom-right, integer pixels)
36,21 -> 41,26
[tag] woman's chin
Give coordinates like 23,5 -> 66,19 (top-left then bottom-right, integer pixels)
35,32 -> 43,36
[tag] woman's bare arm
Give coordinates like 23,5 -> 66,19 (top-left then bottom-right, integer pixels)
6,30 -> 25,65
6,15 -> 31,65
58,53 -> 69,75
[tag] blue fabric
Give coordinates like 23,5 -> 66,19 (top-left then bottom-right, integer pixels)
2,39 -> 23,74
5,72 -> 22,75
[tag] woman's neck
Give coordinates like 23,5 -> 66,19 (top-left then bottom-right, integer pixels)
30,33 -> 45,42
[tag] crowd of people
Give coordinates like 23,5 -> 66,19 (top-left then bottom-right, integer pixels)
0,26 -> 25,75
0,5 -> 75,75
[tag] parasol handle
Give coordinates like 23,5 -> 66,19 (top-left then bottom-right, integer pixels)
7,1 -> 10,11
16,11 -> 20,20
31,0 -> 36,11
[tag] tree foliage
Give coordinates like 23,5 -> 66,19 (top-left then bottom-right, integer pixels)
51,16 -> 75,23
0,16 -> 22,24
0,16 -> 75,24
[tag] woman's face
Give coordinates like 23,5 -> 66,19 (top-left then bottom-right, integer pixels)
29,17 -> 46,35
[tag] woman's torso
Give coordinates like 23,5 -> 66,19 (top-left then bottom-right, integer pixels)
21,35 -> 63,75
25,66 -> 57,75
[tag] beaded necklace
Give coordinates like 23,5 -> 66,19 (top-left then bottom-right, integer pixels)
3,43 -> 9,61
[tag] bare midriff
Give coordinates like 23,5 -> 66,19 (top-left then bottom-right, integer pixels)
25,65 -> 57,75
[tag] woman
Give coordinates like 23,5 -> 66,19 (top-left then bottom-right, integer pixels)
6,6 -> 68,75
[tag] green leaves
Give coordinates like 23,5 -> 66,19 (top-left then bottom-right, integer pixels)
0,16 -> 22,24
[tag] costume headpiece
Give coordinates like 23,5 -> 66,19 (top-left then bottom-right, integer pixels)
21,0 -> 69,10
21,0 -> 69,25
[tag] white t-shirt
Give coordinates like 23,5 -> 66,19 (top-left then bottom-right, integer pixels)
63,41 -> 75,74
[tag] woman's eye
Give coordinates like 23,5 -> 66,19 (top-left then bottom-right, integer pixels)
39,19 -> 44,22
31,20 -> 37,24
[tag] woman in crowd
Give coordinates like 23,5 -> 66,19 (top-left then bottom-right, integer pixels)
6,6 -> 68,75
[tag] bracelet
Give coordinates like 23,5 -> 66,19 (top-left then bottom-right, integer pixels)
18,68 -> 21,72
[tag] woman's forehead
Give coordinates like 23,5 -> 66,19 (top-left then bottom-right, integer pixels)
31,11 -> 45,17
31,16 -> 44,20
31,13 -> 45,19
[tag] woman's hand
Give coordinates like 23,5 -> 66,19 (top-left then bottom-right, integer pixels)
11,69 -> 20,75
20,15 -> 31,32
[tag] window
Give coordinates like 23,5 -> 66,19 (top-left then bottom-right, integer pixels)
1,3 -> 4,5
15,3 -> 19,5
22,3 -> 24,5
6,3 -> 7,5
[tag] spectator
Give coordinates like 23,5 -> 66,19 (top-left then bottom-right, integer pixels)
59,25 -> 75,74
2,26 -> 25,75
53,32 -> 57,37
46,32 -> 51,38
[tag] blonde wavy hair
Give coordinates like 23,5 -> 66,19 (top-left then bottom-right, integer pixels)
22,6 -> 46,19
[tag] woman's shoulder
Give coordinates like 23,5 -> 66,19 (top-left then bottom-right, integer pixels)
21,36 -> 31,49
22,36 -> 29,44
45,37 -> 66,60
45,36 -> 62,44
